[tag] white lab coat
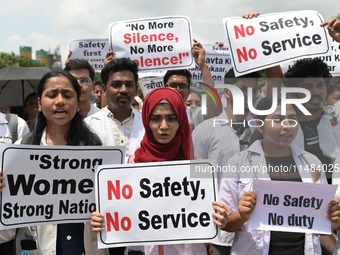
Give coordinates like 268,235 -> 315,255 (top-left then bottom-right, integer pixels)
0,113 -> 29,144
125,243 -> 207,255
0,113 -> 29,246
85,107 -> 145,163
88,103 -> 100,117
15,129 -> 109,255
293,101 -> 340,161
220,140 -> 326,255
330,156 -> 340,255
192,110 -> 254,247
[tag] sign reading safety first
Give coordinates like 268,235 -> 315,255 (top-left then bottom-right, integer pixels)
109,16 -> 194,70
95,160 -> 219,248
69,38 -> 110,70
223,10 -> 331,76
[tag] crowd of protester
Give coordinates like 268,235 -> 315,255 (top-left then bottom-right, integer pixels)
0,12 -> 339,255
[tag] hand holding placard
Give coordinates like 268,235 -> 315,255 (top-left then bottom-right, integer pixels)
95,161 -> 220,248
321,18 -> 340,43
212,201 -> 231,230
328,198 -> 340,230
239,191 -> 257,222
223,10 -> 331,76
250,180 -> 337,234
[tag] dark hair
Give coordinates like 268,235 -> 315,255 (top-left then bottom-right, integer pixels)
101,58 -> 138,86
223,68 -> 260,85
328,78 -> 340,96
283,58 -> 332,89
24,93 -> 38,107
163,69 -> 192,87
28,70 -> 101,146
64,59 -> 95,81
94,79 -> 103,86
249,94 -> 298,144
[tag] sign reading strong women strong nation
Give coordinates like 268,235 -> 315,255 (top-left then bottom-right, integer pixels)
0,144 -> 124,229
95,160 -> 219,248
223,10 -> 331,76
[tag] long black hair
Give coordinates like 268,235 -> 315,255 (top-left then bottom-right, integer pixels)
26,70 -> 101,146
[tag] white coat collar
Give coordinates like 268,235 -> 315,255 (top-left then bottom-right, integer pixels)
0,113 -> 7,124
246,140 -> 317,183
247,140 -> 305,157
100,107 -> 144,154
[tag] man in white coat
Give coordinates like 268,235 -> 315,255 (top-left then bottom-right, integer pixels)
85,58 -> 144,255
192,64 -> 283,255
0,112 -> 29,254
85,58 -> 144,162
284,58 -> 339,184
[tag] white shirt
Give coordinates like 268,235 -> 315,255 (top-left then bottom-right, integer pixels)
0,113 -> 29,244
87,104 -> 100,117
219,140 -> 325,255
85,107 -> 144,163
0,113 -> 29,144
293,100 -> 340,161
330,156 -> 340,255
14,129 -> 108,255
126,243 -> 207,255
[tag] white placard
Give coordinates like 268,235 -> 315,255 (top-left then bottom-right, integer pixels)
69,38 -> 110,70
95,160 -> 219,248
139,77 -> 164,97
0,144 -> 124,229
109,16 -> 194,70
281,38 -> 340,76
250,179 -> 337,234
223,10 -> 331,76
189,44 -> 232,84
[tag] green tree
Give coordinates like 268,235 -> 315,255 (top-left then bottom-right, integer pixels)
94,72 -> 101,81
0,52 -> 44,69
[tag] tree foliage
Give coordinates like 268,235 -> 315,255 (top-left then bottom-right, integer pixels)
0,52 -> 44,69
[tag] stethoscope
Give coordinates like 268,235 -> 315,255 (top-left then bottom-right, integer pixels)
237,151 -> 315,185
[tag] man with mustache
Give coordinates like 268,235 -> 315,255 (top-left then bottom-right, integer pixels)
85,58 -> 144,255
64,59 -> 100,118
85,58 -> 144,162
284,58 -> 338,184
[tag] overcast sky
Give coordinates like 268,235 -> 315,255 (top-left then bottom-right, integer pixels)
0,0 -> 338,65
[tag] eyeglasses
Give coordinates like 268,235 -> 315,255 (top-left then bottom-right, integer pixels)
77,78 -> 92,86
165,83 -> 189,90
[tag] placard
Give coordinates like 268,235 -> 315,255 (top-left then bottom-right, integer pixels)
95,160 -> 219,248
0,144 -> 124,229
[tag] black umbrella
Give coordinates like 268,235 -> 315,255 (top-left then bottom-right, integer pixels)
0,66 -> 51,109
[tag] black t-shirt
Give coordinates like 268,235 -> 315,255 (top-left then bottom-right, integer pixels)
231,119 -> 251,151
299,116 -> 332,183
265,155 -> 302,182
265,155 -> 305,255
